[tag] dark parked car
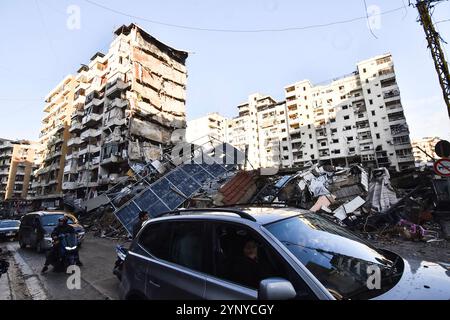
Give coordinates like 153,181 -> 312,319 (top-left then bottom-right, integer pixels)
0,220 -> 20,241
119,206 -> 450,300
18,211 -> 85,253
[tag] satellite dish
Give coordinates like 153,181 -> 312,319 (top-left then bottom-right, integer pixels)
435,140 -> 450,158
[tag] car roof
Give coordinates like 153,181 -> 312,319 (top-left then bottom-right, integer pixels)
151,206 -> 307,226
25,211 -> 73,217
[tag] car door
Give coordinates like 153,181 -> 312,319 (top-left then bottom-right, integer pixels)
204,221 -> 317,300
21,215 -> 34,245
29,216 -> 41,247
137,220 -> 208,300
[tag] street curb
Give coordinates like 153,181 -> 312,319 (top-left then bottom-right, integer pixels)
7,245 -> 48,300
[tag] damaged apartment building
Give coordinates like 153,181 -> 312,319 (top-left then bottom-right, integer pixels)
187,53 -> 414,172
33,23 -> 188,204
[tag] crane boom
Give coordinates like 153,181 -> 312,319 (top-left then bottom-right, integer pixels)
415,0 -> 450,118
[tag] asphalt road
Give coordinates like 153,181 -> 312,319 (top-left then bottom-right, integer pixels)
0,234 -> 126,300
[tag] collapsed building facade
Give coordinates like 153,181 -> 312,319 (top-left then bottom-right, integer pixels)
32,24 -> 188,207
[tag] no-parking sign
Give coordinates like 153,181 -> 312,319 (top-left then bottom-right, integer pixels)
434,158 -> 450,177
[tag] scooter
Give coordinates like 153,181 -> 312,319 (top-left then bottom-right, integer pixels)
50,233 -> 79,272
113,245 -> 128,280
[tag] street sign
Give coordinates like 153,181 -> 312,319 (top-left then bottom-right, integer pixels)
434,158 -> 450,177
435,140 -> 450,158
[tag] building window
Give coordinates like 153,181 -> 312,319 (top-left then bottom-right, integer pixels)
342,105 -> 348,110
369,100 -> 373,105
374,122 -> 378,127
371,110 -> 376,116
331,129 -> 337,134
363,68 -> 367,73
376,133 -> 381,139
344,126 -> 351,131
349,147 -> 355,152
347,137 -> 354,142
330,118 -> 336,123
309,134 -> 312,139
367,89 -> 371,94
310,144 -> 314,149
344,115 -> 350,120
308,124 -> 311,129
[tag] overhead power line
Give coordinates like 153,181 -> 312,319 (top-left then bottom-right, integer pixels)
83,0 -> 408,33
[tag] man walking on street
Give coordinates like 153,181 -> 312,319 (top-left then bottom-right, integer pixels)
132,211 -> 150,239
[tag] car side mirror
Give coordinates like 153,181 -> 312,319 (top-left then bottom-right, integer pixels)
258,278 -> 297,300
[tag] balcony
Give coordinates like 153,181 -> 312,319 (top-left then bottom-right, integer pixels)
44,150 -> 62,162
104,117 -> 126,128
63,163 -> 77,174
397,155 -> 415,163
106,78 -> 130,96
85,91 -> 104,108
80,129 -> 101,140
67,137 -> 82,147
69,122 -> 83,133
383,89 -> 400,100
63,181 -> 77,190
386,103 -> 403,113
101,154 -> 125,166
106,98 -> 128,110
82,113 -> 103,127
0,142 -> 12,150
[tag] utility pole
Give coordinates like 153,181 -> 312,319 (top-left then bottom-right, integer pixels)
413,0 -> 450,118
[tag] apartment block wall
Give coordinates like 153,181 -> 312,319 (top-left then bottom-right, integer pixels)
0,139 -> 37,200
32,75 -> 77,199
185,113 -> 228,146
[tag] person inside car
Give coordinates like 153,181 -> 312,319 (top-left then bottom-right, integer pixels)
231,239 -> 272,289
132,211 -> 149,239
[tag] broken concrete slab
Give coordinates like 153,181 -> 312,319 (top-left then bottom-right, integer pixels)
333,196 -> 366,221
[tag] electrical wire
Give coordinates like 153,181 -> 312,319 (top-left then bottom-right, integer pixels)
83,0 -> 408,33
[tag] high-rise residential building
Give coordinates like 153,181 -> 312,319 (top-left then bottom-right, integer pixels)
412,137 -> 441,165
185,112 -> 227,146
189,53 -> 414,172
32,75 -> 77,200
0,139 -> 38,200
59,23 -> 188,202
225,94 -> 291,169
284,53 -> 414,171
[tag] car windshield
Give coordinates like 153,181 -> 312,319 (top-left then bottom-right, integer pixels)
265,213 -> 403,300
0,220 -> 20,228
40,214 -> 74,227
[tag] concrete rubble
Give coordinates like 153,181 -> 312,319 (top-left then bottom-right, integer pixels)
74,140 -> 449,244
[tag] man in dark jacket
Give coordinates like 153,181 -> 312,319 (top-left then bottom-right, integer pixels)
132,211 -> 149,239
42,216 -> 81,273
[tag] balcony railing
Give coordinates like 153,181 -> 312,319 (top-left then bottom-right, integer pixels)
80,129 -> 101,140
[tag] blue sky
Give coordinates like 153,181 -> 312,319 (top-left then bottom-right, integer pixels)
0,0 -> 449,141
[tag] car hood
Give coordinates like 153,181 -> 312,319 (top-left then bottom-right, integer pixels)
374,258 -> 450,300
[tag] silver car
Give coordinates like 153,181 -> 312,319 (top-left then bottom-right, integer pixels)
119,206 -> 450,300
